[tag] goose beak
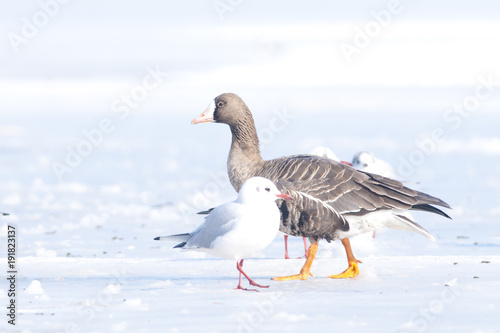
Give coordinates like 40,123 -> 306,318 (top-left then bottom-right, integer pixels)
276,193 -> 293,201
192,100 -> 215,124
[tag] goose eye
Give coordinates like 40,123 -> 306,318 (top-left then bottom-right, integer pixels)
265,187 -> 271,192
217,101 -> 225,107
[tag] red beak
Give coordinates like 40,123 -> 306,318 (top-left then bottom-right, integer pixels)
276,193 -> 293,201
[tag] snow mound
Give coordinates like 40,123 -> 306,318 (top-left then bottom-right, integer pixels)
25,280 -> 45,295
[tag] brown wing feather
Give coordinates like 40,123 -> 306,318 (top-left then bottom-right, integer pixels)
259,154 -> 449,217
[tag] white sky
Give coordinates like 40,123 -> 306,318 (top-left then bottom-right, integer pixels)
1,1 -> 499,114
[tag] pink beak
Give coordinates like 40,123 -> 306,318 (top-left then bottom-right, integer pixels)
276,193 -> 293,201
192,101 -> 215,124
191,111 -> 214,125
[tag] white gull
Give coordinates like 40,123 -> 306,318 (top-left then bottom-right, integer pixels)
155,176 -> 292,291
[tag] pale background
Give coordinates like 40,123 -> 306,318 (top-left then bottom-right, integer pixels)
1,1 -> 499,332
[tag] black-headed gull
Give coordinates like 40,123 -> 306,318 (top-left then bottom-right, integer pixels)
352,151 -> 397,179
352,151 -> 399,238
309,146 -> 341,162
155,176 -> 292,291
191,93 -> 451,281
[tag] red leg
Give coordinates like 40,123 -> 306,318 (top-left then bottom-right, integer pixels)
236,260 -> 244,289
235,259 -> 269,291
284,235 -> 291,259
285,235 -> 309,259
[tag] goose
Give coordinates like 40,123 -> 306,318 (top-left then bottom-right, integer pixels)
155,176 -> 292,290
191,93 -> 451,281
283,146 -> 352,259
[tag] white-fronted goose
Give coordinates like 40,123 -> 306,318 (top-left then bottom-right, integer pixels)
284,147 -> 352,259
191,93 -> 451,281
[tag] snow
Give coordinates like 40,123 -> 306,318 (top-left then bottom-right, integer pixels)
24,280 -> 44,295
1,1 -> 500,332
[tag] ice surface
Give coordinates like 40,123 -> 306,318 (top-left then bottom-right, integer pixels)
1,1 -> 500,332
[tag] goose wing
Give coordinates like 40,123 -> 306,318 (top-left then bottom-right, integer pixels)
260,155 -> 450,223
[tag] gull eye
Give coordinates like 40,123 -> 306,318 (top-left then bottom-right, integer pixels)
217,101 -> 225,107
265,187 -> 271,192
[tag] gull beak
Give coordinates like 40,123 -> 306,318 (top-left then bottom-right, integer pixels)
276,193 -> 293,201
192,100 -> 215,125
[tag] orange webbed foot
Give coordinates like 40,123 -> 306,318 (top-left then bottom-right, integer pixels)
271,271 -> 314,281
327,260 -> 362,279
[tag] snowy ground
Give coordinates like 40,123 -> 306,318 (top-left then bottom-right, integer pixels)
1,1 -> 500,333
1,113 -> 499,333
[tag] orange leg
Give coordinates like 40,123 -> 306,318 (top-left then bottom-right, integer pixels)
272,243 -> 318,281
328,238 -> 362,278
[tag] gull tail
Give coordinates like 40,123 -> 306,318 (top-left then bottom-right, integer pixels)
197,208 -> 214,215
154,233 -> 191,248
